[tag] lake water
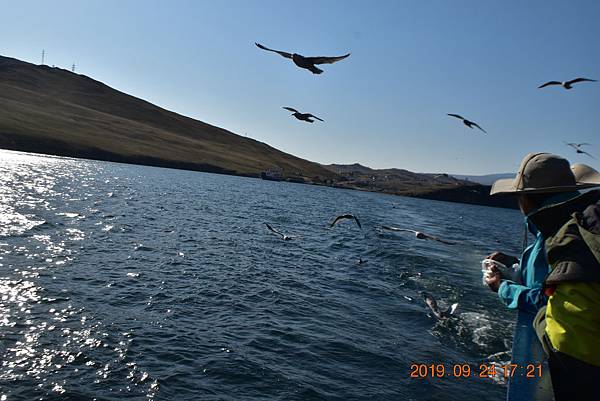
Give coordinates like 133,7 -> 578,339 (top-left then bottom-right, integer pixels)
0,149 -> 525,400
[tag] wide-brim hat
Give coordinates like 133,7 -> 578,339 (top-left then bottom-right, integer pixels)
490,153 -> 600,195
572,163 -> 600,186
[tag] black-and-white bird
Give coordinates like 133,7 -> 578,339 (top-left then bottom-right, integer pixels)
330,214 -> 362,229
265,223 -> 295,240
538,78 -> 597,90
381,226 -> 455,245
283,107 -> 323,123
565,142 -> 595,158
447,114 -> 487,133
255,42 -> 350,74
422,292 -> 459,320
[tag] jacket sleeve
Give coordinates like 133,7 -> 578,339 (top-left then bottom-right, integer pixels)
498,280 -> 548,314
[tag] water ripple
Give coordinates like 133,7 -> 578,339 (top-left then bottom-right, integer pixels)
0,150 -> 523,400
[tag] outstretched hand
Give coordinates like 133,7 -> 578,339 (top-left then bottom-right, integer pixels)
486,251 -> 519,268
485,270 -> 502,292
484,251 -> 518,292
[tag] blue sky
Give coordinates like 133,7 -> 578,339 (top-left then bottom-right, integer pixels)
1,0 -> 599,174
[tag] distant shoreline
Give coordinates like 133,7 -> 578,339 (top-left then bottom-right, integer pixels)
0,145 -> 517,210
0,136 -> 239,176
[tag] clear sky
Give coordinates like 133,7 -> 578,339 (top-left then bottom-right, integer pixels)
1,0 -> 599,174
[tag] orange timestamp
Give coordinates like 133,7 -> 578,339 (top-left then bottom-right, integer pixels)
409,363 -> 543,379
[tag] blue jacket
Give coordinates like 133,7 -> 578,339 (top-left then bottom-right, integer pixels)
497,192 -> 581,314
497,219 -> 549,314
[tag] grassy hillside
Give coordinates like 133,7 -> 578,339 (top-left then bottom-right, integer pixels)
0,55 -> 336,180
0,55 -> 515,208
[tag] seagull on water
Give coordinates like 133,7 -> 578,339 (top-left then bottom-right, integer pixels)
421,292 -> 459,320
330,214 -> 362,229
283,107 -> 324,123
381,226 -> 455,245
265,223 -> 296,240
538,77 -> 597,90
447,114 -> 487,133
255,42 -> 350,74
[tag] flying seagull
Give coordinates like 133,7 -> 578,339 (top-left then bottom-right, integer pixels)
447,114 -> 487,133
330,214 -> 362,229
575,149 -> 595,159
565,142 -> 591,149
255,42 -> 350,74
265,223 -> 295,240
565,142 -> 595,158
422,292 -> 459,320
381,226 -> 455,245
538,78 -> 597,90
283,107 -> 324,123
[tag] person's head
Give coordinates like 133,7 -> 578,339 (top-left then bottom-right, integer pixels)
517,193 -> 551,215
490,153 -> 600,215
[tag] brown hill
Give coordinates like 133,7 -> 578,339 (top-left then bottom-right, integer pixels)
324,163 -> 474,191
0,55 -> 335,180
324,163 -> 517,208
0,55 -> 515,208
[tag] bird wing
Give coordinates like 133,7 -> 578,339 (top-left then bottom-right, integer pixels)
283,107 -> 299,113
425,234 -> 456,245
471,122 -> 487,134
565,142 -> 579,149
422,293 -> 443,319
538,81 -> 562,88
445,303 -> 459,316
306,114 -> 324,122
447,114 -> 464,120
305,53 -> 351,65
255,42 -> 293,59
265,223 -> 284,238
577,143 -> 591,147
580,150 -> 596,159
567,77 -> 597,85
330,215 -> 347,227
331,214 -> 360,229
381,226 -> 415,233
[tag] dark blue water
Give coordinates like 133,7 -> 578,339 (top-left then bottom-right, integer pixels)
0,150 -> 524,400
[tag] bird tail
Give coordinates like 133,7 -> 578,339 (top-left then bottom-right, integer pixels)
308,65 -> 323,74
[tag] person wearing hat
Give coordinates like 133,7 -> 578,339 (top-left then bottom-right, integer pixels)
487,152 -> 600,400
